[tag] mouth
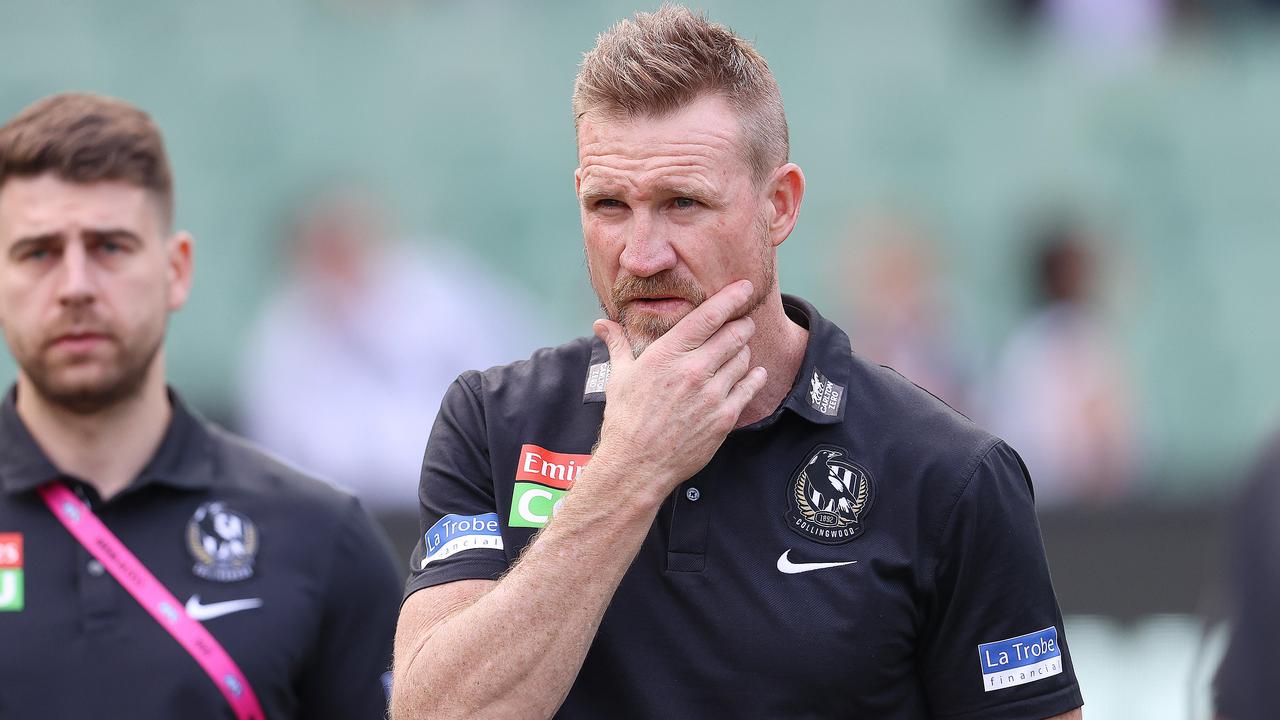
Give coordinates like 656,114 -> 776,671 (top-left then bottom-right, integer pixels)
623,296 -> 692,314
49,332 -> 111,354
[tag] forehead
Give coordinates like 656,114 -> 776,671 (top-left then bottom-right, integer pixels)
576,95 -> 752,188
0,174 -> 161,240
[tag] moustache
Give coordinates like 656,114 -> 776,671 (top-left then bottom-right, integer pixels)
611,272 -> 706,309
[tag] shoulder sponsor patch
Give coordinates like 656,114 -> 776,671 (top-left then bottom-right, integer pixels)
510,444 -> 590,528
421,513 -> 504,569
978,626 -> 1063,692
0,533 -> 23,612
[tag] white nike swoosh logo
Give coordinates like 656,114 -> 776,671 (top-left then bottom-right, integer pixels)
184,594 -> 263,621
776,550 -> 858,575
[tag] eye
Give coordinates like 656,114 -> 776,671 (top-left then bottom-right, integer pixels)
672,197 -> 698,209
596,198 -> 624,209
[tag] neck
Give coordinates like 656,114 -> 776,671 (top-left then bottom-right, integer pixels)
15,360 -> 172,502
736,292 -> 808,427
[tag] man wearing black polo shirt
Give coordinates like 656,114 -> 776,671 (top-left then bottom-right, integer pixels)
394,6 -> 1084,719
0,93 -> 401,718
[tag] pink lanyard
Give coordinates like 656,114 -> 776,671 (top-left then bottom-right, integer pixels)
38,481 -> 265,720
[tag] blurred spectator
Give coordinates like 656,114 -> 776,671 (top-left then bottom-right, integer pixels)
984,221 -> 1137,506
1213,429 -> 1280,720
237,187 -> 545,512
837,215 -> 973,412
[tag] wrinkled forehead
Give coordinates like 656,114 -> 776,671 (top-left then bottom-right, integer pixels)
0,174 -> 164,240
575,96 -> 754,178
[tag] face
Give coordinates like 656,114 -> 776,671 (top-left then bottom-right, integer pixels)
576,94 -> 799,355
0,174 -> 192,414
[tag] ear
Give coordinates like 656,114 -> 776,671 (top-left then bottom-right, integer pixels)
574,166 -> 584,197
763,163 -> 805,248
165,231 -> 194,312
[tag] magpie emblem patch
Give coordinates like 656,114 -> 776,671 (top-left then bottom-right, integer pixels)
785,445 -> 874,544
187,502 -> 259,582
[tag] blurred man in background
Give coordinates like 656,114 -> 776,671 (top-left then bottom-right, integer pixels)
393,7 -> 1083,719
986,220 -> 1137,506
238,185 -> 545,516
0,93 -> 399,719
836,213 -> 973,412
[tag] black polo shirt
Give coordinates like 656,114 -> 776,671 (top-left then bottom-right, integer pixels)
405,295 -> 1083,719
0,388 -> 401,719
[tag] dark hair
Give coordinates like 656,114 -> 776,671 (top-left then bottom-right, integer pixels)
0,92 -> 174,226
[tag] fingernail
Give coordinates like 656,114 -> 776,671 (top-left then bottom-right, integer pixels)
593,320 -> 609,341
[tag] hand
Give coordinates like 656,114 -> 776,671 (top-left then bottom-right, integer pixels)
589,279 -> 768,506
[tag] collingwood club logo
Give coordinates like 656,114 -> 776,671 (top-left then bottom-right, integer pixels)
187,502 -> 259,582
785,445 -> 874,544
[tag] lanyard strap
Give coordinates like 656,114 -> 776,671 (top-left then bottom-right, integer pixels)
38,481 -> 265,720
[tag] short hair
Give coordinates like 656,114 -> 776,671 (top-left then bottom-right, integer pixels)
0,92 -> 174,227
572,5 -> 789,184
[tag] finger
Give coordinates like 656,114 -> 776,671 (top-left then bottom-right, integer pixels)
663,279 -> 754,352
593,319 -> 634,369
692,316 -> 754,377
709,344 -> 752,396
725,366 -> 768,410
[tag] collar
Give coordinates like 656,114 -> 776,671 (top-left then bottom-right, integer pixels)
582,294 -> 852,425
0,385 -> 217,497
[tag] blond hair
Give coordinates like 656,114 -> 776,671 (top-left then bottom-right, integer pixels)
572,5 -> 789,184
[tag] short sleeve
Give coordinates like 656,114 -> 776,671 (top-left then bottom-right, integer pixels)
403,374 -> 509,600
919,441 -> 1084,720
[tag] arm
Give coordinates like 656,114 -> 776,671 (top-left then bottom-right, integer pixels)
391,280 -> 768,720
1047,710 -> 1082,720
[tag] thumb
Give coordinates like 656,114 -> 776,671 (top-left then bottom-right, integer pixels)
593,319 -> 633,367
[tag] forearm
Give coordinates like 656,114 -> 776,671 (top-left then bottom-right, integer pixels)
394,461 -> 663,719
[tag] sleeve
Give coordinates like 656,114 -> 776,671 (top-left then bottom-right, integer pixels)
1214,437 -> 1280,720
297,497 -> 402,720
403,373 -> 510,600
919,440 -> 1084,720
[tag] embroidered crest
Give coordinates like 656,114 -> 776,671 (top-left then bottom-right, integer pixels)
187,502 -> 259,582
785,445 -> 874,544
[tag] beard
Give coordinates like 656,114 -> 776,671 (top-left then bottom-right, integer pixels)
599,219 -> 777,356
11,313 -> 163,416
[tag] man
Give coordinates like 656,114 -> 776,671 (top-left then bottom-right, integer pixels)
1214,430 -> 1280,720
0,93 -> 401,718
393,7 -> 1084,719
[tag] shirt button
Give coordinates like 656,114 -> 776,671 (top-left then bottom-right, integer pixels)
685,487 -> 701,502
86,559 -> 106,577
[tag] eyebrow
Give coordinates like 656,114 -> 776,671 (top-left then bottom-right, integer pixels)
579,183 -> 717,207
7,227 -> 145,259
7,232 -> 61,260
82,227 -> 144,246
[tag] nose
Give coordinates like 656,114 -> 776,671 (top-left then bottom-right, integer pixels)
618,212 -> 677,278
56,240 -> 95,308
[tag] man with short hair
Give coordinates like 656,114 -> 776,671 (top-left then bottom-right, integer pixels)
393,7 -> 1084,719
0,92 -> 401,718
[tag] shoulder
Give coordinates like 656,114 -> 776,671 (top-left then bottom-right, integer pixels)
456,336 -> 596,407
847,350 -> 1002,478
201,422 -> 367,523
